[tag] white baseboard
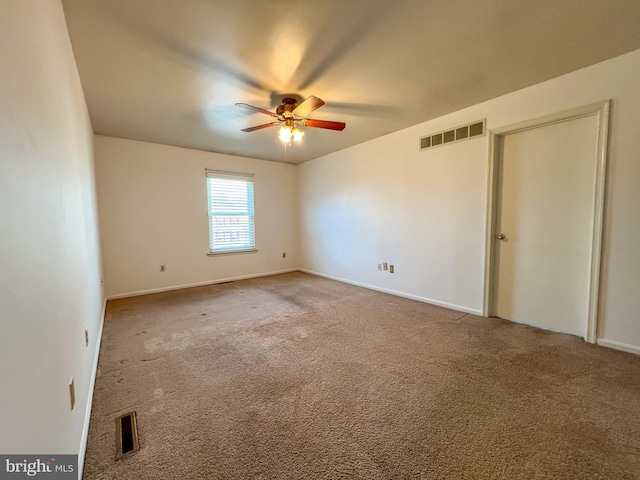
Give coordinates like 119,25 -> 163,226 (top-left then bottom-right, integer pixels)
106,269 -> 300,300
78,298 -> 107,479
300,269 -> 482,316
597,338 -> 640,356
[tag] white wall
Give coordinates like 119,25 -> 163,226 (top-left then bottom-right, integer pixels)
299,49 -> 640,352
94,136 -> 299,298
0,0 -> 104,464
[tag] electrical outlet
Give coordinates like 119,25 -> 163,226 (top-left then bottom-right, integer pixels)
383,263 -> 388,271
69,378 -> 75,410
160,265 -> 166,272
390,265 -> 395,273
85,328 -> 89,348
377,263 -> 382,271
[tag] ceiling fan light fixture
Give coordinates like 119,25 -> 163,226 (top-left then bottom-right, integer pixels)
279,122 -> 304,143
278,125 -> 292,142
291,126 -> 304,142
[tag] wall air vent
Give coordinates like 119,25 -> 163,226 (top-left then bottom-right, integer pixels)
419,119 -> 486,151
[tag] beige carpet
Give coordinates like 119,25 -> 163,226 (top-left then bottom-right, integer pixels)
83,272 -> 640,479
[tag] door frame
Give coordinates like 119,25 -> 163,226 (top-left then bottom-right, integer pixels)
482,101 -> 611,343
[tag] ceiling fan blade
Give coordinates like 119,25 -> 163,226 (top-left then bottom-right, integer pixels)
293,96 -> 325,117
241,122 -> 281,132
235,103 -> 279,118
304,119 -> 346,131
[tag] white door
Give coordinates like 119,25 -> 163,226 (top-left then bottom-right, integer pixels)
493,114 -> 599,338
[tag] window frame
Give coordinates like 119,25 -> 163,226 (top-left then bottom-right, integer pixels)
205,170 -> 257,256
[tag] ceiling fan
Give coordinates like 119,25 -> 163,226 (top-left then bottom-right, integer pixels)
235,96 -> 346,143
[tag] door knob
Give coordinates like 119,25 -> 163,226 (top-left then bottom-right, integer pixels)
496,233 -> 506,240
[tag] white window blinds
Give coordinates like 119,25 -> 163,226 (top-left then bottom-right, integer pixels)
206,171 -> 255,253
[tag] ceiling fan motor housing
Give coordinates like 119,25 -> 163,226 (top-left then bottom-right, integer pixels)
277,98 -> 297,118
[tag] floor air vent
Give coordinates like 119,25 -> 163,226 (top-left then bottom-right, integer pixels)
115,411 -> 139,459
419,119 -> 486,151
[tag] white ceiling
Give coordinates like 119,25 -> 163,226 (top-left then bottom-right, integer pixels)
62,0 -> 640,164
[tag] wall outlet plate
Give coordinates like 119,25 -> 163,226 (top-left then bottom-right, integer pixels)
383,263 -> 388,271
69,378 -> 75,410
390,265 -> 395,273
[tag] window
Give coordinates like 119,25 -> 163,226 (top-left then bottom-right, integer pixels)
206,170 -> 255,254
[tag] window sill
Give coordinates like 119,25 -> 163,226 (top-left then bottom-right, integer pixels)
207,249 -> 258,257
